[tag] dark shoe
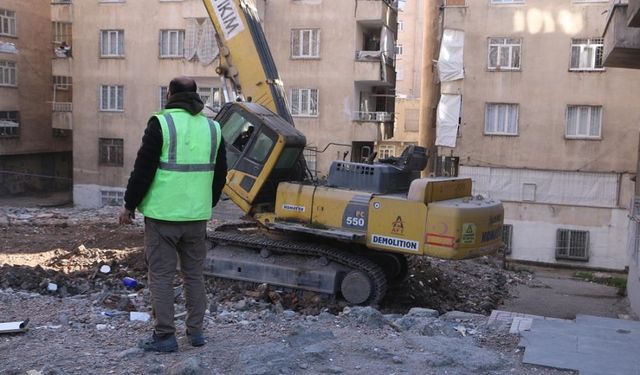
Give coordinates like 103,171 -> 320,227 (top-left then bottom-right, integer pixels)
138,333 -> 178,353
187,332 -> 205,347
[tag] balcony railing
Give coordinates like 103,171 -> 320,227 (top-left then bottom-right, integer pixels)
353,111 -> 393,122
53,102 -> 73,112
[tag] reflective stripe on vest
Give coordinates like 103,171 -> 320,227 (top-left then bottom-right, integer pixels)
159,113 -> 219,172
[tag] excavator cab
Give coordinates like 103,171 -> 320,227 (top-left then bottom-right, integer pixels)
215,102 -> 307,215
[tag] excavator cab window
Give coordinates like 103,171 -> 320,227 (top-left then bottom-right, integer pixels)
221,112 -> 257,168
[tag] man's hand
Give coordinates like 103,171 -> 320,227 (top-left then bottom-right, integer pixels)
119,208 -> 135,225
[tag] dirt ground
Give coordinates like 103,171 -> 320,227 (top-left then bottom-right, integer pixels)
0,203 -> 620,374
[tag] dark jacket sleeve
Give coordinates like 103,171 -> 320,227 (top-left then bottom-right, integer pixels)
212,140 -> 228,207
124,118 -> 162,211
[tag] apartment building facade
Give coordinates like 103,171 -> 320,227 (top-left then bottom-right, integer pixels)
602,0 -> 640,317
0,0 -> 72,196
438,0 -> 640,271
67,0 -> 396,206
379,0 -> 423,160
258,0 -> 397,174
65,0 -> 223,207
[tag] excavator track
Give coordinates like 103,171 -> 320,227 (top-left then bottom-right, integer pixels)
207,229 -> 388,305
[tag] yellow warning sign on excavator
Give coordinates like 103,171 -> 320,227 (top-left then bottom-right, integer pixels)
461,223 -> 476,244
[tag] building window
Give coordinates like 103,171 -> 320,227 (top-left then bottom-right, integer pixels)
303,147 -> 317,178
0,111 -> 19,138
396,67 -> 404,81
52,22 -> 72,44
291,88 -> 318,117
570,38 -> 604,71
0,60 -> 17,86
291,29 -> 320,59
99,138 -> 124,166
379,145 -> 395,159
0,9 -> 16,37
488,38 -> 521,71
566,105 -> 602,139
101,190 -> 124,206
198,86 -> 222,113
502,224 -> 513,254
556,229 -> 589,261
53,128 -> 70,138
159,86 -> 168,110
100,30 -> 124,57
398,20 -> 404,32
100,85 -> 124,111
160,30 -> 184,58
484,103 -> 518,135
395,43 -> 403,56
491,0 -> 524,3
53,75 -> 72,90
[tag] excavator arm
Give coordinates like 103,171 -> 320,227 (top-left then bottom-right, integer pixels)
201,0 -> 307,216
201,0 -> 293,125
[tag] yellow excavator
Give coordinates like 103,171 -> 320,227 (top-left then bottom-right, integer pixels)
201,0 -> 504,304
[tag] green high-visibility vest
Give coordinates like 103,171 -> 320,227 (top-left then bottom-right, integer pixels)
138,108 -> 222,221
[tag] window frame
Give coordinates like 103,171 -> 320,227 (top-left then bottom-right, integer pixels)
98,138 -> 124,166
159,29 -> 185,58
565,105 -> 602,139
378,145 -> 396,159
100,85 -> 124,112
502,224 -> 513,255
159,86 -> 168,110
0,8 -> 16,37
0,110 -> 19,138
290,28 -> 320,59
569,38 -> 604,72
487,37 -> 522,71
397,20 -> 404,32
100,29 -> 124,58
0,60 -> 17,87
395,43 -> 403,56
556,229 -> 590,261
290,88 -> 319,117
197,86 -> 222,112
484,103 -> 519,136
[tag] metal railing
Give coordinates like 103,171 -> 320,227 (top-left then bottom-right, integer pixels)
353,111 -> 393,122
52,102 -> 73,112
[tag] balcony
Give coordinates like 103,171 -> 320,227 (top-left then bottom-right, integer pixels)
353,111 -> 394,122
52,102 -> 72,130
355,0 -> 397,29
603,3 -> 640,69
355,51 -> 396,84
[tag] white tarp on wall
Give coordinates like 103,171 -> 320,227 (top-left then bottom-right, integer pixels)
438,29 -> 464,82
436,94 -> 461,147
460,166 -> 620,208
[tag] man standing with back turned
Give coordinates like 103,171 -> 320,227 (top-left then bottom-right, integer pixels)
119,76 -> 227,352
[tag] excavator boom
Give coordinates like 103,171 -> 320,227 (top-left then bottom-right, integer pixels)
201,0 -> 293,124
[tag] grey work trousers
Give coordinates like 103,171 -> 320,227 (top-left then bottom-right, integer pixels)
144,217 -> 208,337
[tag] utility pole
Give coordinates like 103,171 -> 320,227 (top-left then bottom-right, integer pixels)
418,0 -> 442,176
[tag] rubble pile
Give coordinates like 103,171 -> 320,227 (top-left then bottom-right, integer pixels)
1,205 -> 519,315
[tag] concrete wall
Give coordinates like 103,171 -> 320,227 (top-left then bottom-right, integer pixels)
395,0 -> 423,98
0,1 -> 71,155
71,0 -> 221,207
506,203 -> 629,270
